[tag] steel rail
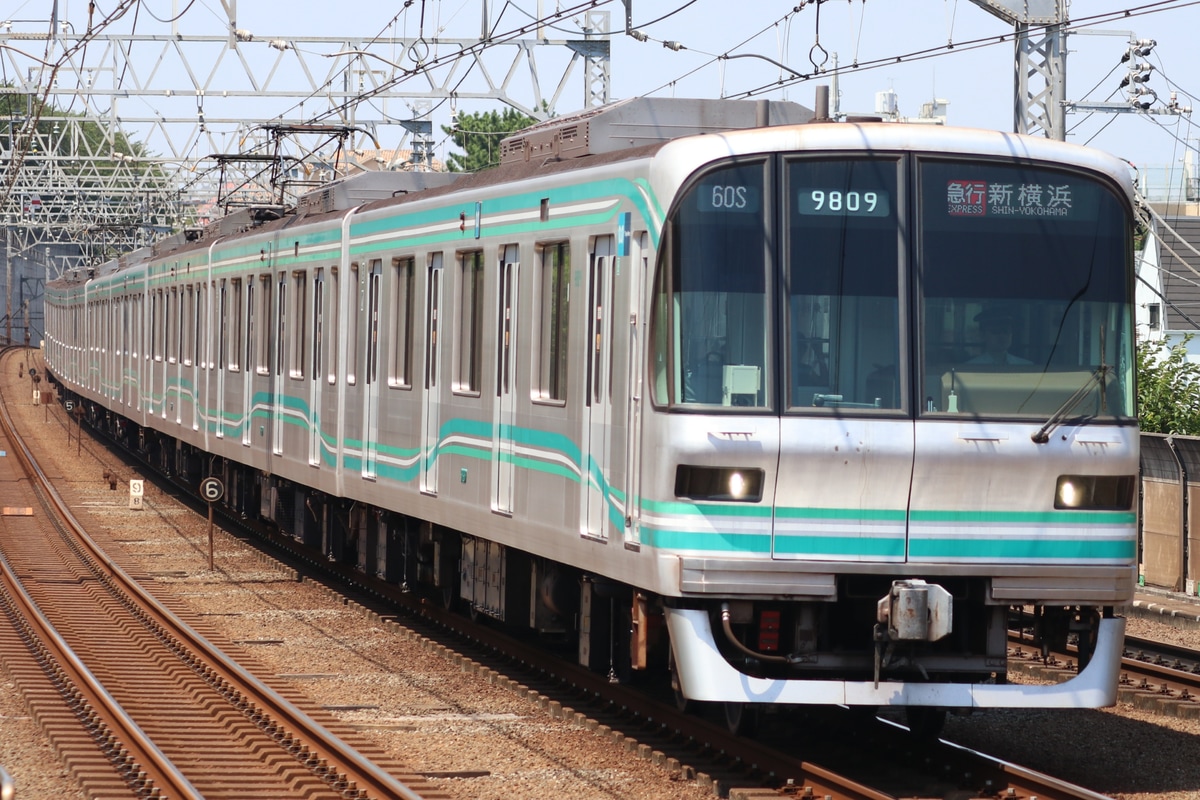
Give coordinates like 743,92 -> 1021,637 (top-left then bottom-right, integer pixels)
0,390 -> 203,799
0,363 -> 426,800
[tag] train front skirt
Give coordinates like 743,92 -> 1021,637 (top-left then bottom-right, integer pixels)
666,608 -> 1125,708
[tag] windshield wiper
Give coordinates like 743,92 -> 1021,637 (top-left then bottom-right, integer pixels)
1031,365 -> 1109,444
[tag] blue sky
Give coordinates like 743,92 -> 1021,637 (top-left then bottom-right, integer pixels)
7,1 -> 1199,180
603,1 -> 1200,173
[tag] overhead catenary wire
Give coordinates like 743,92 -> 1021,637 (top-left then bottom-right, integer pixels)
682,0 -> 1200,102
305,0 -> 604,127
1135,198 -> 1200,332
139,0 -> 200,25
1136,272 -> 1200,331
632,0 -> 702,31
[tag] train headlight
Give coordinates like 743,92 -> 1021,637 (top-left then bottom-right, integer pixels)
674,465 -> 764,502
1054,475 -> 1136,510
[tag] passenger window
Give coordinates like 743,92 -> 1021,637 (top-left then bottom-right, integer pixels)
456,250 -> 484,395
535,242 -> 570,402
390,257 -> 415,388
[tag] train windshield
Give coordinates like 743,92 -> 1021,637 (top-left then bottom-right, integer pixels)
655,160 -> 772,407
918,159 -> 1133,420
652,152 -> 1134,421
786,158 -> 902,411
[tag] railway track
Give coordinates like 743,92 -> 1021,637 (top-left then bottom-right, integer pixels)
0,363 -> 445,799
0,350 -> 1119,800
1008,628 -> 1200,717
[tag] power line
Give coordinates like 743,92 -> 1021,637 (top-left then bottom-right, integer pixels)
656,0 -> 1200,103
631,0 -> 701,31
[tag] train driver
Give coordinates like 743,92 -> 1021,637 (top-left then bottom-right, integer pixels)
967,308 -> 1032,366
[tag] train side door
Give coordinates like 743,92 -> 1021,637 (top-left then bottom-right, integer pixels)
582,236 -> 615,540
214,279 -> 226,441
120,296 -> 130,409
272,269 -> 286,456
493,245 -> 519,515
362,260 -> 383,480
309,269 -> 325,466
242,277 -> 257,447
421,254 -> 443,494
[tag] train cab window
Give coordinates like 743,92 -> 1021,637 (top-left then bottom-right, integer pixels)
654,160 -> 771,408
918,159 -> 1134,419
535,242 -> 570,403
785,158 -> 902,411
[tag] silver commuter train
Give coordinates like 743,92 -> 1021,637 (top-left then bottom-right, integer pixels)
44,97 -> 1138,731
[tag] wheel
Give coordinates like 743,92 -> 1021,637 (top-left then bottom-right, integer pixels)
904,706 -> 946,740
723,701 -> 759,737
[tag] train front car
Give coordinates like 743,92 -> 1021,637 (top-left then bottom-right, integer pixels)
647,124 -> 1137,722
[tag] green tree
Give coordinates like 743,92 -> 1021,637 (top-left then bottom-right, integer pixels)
441,107 -> 536,172
1137,335 -> 1200,434
1,86 -> 151,182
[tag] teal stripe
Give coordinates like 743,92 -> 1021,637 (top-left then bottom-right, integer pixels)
352,176 -> 662,249
641,528 -> 771,552
909,537 -> 1136,560
776,506 -> 907,522
911,509 -> 1137,525
773,535 -> 906,557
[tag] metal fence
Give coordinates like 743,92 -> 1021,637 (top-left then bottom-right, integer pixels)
1140,432 -> 1200,594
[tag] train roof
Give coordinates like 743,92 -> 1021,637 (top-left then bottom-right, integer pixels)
58,98 -> 1135,286
498,96 -> 813,164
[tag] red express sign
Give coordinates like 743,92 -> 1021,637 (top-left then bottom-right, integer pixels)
946,180 -> 1074,218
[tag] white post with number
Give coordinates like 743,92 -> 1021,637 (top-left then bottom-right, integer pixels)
129,479 -> 144,510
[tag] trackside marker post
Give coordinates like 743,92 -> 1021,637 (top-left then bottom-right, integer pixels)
199,477 -> 225,570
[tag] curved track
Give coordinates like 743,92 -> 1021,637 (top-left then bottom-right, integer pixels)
0,350 -> 445,800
